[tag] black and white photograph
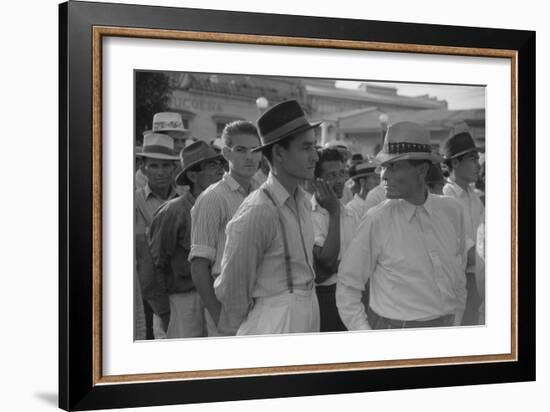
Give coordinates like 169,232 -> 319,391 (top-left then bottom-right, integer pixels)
133,70 -> 486,340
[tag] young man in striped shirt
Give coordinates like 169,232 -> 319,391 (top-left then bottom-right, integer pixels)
214,99 -> 321,336
189,121 -> 262,336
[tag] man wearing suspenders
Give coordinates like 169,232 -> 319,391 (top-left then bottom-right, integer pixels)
214,99 -> 321,336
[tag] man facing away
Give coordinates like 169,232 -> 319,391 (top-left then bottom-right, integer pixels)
336,121 -> 468,330
214,99 -> 321,336
189,121 -> 262,336
311,147 -> 359,332
441,131 -> 484,325
147,141 -> 225,338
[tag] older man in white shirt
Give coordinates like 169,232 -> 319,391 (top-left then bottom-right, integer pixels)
336,122 -> 468,330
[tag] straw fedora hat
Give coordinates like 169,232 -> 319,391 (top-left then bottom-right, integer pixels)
375,121 -> 442,165
350,159 -> 379,179
143,112 -> 189,139
252,99 -> 322,152
136,133 -> 179,160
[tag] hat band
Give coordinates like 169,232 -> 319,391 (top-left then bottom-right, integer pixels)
142,144 -> 177,156
262,116 -> 310,143
153,121 -> 185,131
384,142 -> 431,154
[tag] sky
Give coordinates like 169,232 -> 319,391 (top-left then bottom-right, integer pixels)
336,81 -> 486,110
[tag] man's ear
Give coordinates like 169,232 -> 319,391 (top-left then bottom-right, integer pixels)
222,146 -> 232,161
186,170 -> 197,184
416,161 -> 430,179
451,158 -> 460,171
272,143 -> 285,164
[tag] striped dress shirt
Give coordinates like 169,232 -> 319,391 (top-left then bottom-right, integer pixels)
336,193 -> 468,330
214,173 -> 316,335
189,173 -> 257,276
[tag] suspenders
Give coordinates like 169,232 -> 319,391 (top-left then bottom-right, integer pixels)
261,188 -> 294,293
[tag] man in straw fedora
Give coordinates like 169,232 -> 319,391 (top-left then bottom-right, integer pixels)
336,121 -> 468,330
346,158 -> 381,219
441,130 -> 484,325
189,120 -> 262,337
136,112 -> 190,192
214,99 -> 321,336
134,133 -> 180,339
146,141 -> 225,338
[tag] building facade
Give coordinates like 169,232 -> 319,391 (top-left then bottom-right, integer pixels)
150,72 -> 484,155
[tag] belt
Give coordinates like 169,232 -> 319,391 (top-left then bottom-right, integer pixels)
315,283 -> 337,291
368,307 -> 455,329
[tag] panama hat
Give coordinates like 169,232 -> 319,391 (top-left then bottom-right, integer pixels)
136,133 -> 179,160
350,159 -> 379,180
175,140 -> 224,185
252,99 -> 322,152
143,112 -> 189,139
375,121 -> 442,165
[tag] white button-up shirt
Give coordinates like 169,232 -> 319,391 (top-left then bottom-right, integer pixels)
311,196 -> 359,286
443,179 -> 485,253
362,183 -> 386,216
336,193 -> 468,330
214,173 -> 316,334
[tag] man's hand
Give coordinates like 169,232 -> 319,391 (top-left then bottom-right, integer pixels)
314,179 -> 340,215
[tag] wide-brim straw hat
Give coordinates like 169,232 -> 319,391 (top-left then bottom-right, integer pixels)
375,121 -> 443,165
175,140 -> 224,185
252,99 -> 322,153
136,133 -> 179,160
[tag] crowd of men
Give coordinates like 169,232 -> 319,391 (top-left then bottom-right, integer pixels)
134,100 -> 485,340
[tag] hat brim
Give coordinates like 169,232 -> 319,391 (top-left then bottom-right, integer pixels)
251,121 -> 322,153
136,153 -> 180,161
376,151 -> 443,165
145,129 -> 189,139
442,147 -> 479,160
175,154 -> 225,185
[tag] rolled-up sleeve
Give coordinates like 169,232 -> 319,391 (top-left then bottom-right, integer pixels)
214,204 -> 275,335
189,192 -> 223,263
336,216 -> 378,330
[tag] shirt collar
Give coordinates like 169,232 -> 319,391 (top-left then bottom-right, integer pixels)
223,173 -> 242,192
224,172 -> 259,195
265,172 -> 291,207
144,184 -> 177,201
400,191 -> 434,222
447,179 -> 471,197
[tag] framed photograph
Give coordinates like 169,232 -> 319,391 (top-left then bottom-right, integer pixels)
59,1 -> 535,410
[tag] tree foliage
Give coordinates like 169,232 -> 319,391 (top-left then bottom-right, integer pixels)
135,72 -> 172,146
